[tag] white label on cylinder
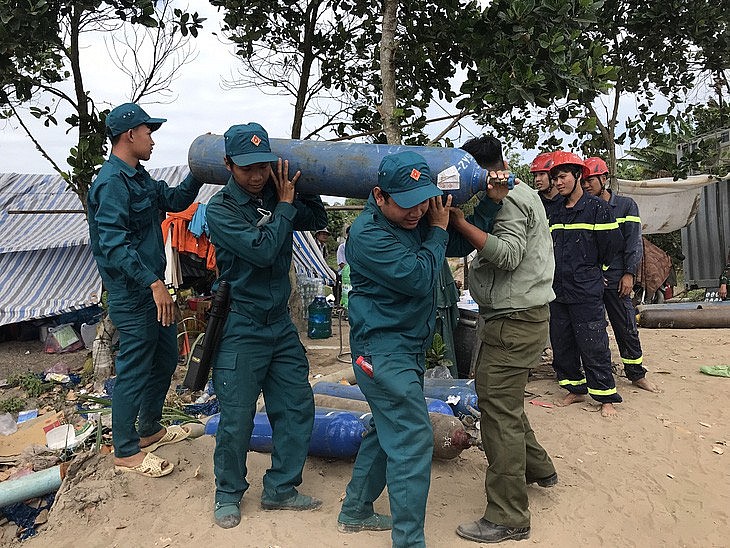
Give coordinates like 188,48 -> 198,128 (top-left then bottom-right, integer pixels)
437,166 -> 461,190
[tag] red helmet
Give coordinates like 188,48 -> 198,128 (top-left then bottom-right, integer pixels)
549,150 -> 585,171
583,156 -> 609,179
530,152 -> 554,173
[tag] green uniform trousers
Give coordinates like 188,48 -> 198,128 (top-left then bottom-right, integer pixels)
475,307 -> 555,528
108,291 -> 177,458
340,353 -> 432,548
212,312 -> 314,506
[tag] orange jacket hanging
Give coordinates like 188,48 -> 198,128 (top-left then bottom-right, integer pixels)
161,202 -> 217,270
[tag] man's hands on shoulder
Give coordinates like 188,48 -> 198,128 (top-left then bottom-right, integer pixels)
427,195 -> 452,230
486,170 -> 515,203
271,158 -> 300,204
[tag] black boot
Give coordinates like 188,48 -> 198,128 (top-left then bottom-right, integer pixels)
456,518 -> 530,543
526,471 -> 558,487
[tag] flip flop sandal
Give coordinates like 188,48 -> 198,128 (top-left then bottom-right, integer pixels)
141,424 -> 191,452
115,452 -> 174,478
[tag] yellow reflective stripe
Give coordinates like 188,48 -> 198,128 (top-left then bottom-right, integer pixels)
558,378 -> 587,386
622,356 -> 643,365
563,223 -> 595,230
588,386 -> 618,396
550,222 -> 619,232
616,216 -> 641,224
601,264 -> 609,271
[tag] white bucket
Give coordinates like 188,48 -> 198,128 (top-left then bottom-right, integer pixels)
46,424 -> 77,450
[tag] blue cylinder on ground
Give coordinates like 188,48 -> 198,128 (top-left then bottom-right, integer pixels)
204,410 -> 365,459
422,383 -> 479,419
188,135 -> 489,205
424,378 -> 476,389
312,381 -> 455,416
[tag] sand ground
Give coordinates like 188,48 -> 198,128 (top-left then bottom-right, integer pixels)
3,320 -> 730,547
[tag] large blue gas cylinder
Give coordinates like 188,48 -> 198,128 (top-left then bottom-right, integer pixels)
203,410 -> 365,459
421,382 -> 480,419
424,378 -> 476,389
312,381 -> 455,416
187,135 -> 489,205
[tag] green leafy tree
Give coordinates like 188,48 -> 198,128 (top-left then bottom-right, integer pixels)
0,1 -> 204,209
457,0 -> 615,152
462,0 -> 729,189
210,0 -> 480,144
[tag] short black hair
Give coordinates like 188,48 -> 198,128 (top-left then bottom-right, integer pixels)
461,135 -> 504,171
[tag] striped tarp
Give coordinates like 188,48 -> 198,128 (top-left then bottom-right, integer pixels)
0,166 -> 335,326
0,172 -> 101,326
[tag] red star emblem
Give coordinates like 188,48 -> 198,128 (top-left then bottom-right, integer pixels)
410,169 -> 421,181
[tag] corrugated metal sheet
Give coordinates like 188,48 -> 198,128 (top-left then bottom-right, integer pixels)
0,167 -> 334,326
681,179 -> 730,288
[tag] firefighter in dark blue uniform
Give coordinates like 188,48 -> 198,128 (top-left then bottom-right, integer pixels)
206,123 -> 328,529
548,151 -> 624,417
582,157 -> 659,393
530,152 -> 562,221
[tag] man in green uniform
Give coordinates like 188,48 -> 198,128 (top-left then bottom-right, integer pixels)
206,123 -> 328,529
454,136 -> 557,543
337,151 -> 498,547
87,103 -> 202,478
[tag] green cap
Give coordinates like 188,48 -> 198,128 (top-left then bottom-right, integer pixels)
377,151 -> 442,208
105,103 -> 166,137
224,123 -> 278,166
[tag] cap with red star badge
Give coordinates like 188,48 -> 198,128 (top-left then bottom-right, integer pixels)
377,151 -> 442,208
224,123 -> 278,166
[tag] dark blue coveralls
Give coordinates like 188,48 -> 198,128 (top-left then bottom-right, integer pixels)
339,193 -> 498,547
540,192 -> 563,223
87,155 -> 202,457
602,191 -> 646,381
549,192 -> 624,403
206,177 -> 327,508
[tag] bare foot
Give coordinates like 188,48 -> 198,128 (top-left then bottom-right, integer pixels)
633,377 -> 661,393
555,393 -> 586,407
600,403 -> 618,418
114,451 -> 169,469
139,427 -> 167,449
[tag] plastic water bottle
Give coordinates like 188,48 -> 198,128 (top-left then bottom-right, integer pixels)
340,264 -> 351,308
308,284 -> 332,339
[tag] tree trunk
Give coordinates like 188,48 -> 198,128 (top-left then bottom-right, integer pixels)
378,0 -> 401,145
92,314 -> 116,389
291,1 -> 322,139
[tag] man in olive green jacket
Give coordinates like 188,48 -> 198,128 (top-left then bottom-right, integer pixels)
455,136 -> 557,544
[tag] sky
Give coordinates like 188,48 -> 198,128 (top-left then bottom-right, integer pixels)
0,2 -> 492,182
0,2 -> 664,187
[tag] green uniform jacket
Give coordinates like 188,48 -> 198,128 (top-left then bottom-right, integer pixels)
87,155 -> 203,294
206,178 -> 327,324
469,184 -> 555,320
346,193 -> 499,356
720,253 -> 730,286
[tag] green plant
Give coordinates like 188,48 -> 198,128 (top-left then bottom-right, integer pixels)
77,395 -> 202,427
425,333 -> 454,370
8,373 -> 52,398
0,397 -> 25,413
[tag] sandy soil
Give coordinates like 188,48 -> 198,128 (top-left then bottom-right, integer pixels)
3,319 -> 730,547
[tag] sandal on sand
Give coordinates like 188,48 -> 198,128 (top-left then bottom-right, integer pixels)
115,452 -> 174,478
141,424 -> 191,453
